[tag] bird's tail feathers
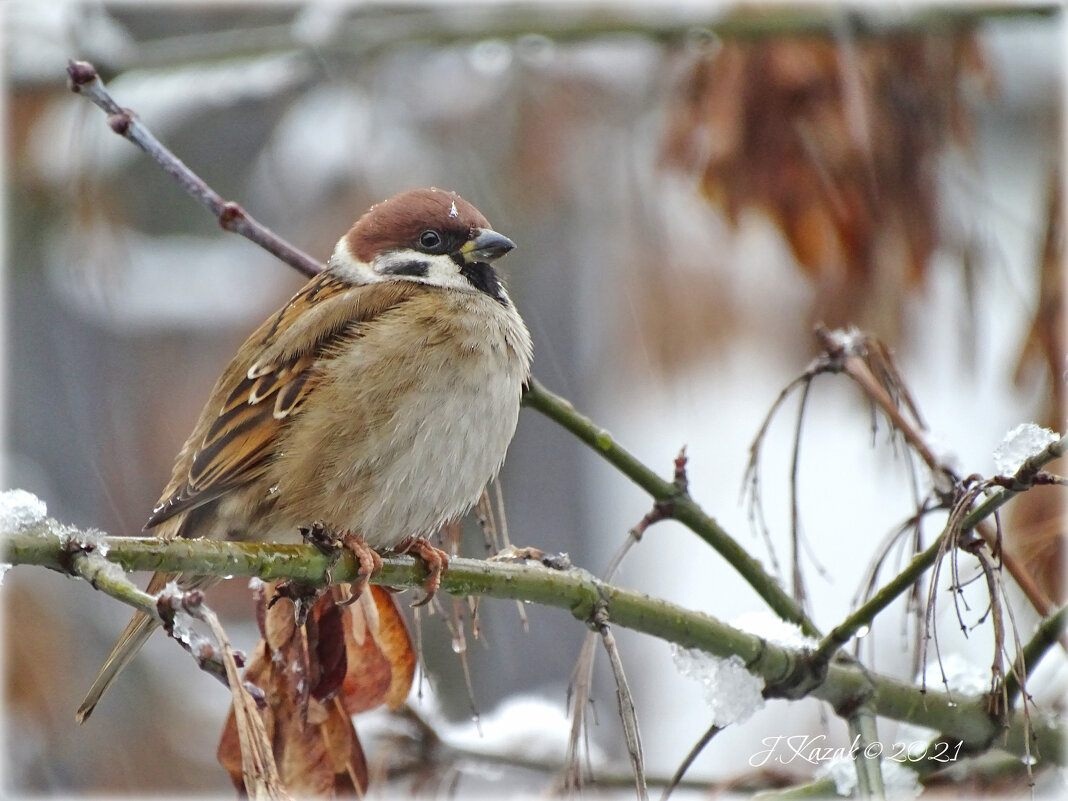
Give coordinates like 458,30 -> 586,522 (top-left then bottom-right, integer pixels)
76,601 -> 164,723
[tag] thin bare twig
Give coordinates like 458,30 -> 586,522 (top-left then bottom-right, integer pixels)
743,372 -> 816,580
475,487 -> 530,630
812,326 -> 1065,633
561,632 -> 599,792
659,724 -> 723,801
591,603 -> 648,801
560,448 -> 688,790
813,325 -> 951,490
1006,604 -> 1068,707
65,59 -> 324,279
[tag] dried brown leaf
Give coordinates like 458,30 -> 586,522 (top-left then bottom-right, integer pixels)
208,606 -> 291,801
661,33 -> 988,346
340,586 -> 416,713
218,582 -> 417,797
310,592 -> 348,702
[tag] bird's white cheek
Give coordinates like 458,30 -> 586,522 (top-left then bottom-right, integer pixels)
328,239 -> 379,284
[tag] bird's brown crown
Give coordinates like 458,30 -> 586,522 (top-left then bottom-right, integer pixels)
345,188 -> 492,262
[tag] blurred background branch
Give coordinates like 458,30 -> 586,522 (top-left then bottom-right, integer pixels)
14,3 -> 1058,85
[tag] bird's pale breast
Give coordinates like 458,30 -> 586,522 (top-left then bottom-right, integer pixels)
265,287 -> 531,548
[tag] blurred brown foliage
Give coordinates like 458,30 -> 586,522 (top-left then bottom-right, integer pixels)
661,32 -> 988,338
1009,175 -> 1066,604
218,584 -> 415,796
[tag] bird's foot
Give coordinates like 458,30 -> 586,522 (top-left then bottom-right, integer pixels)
297,521 -> 383,606
395,536 -> 450,607
268,579 -> 323,626
335,531 -> 383,605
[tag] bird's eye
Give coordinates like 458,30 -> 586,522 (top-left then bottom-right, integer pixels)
419,230 -> 442,250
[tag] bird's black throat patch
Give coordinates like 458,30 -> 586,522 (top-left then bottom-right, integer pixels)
458,261 -> 507,305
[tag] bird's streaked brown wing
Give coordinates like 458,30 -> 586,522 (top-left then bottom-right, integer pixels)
144,275 -> 422,530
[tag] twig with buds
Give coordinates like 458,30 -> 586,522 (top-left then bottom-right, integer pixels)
65,59 -> 324,279
52,531 -> 247,690
63,542 -> 159,620
64,57 -> 816,643
813,325 -> 1059,624
57,57 -> 1067,790
155,585 -> 247,690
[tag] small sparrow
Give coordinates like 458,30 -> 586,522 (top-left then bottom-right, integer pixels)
77,188 -> 532,722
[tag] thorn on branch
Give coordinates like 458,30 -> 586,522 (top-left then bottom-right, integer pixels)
630,447 -> 691,544
672,446 -> 690,494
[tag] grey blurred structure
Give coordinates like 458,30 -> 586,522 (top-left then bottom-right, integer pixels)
3,2 -> 1063,796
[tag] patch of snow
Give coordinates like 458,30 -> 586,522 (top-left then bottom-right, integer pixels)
671,646 -> 765,726
732,610 -> 819,650
882,761 -> 923,799
821,755 -> 858,796
993,423 -> 1059,474
85,552 -> 127,585
439,694 -> 593,764
69,526 -> 110,557
820,756 -> 922,799
921,652 -> 989,697
0,489 -> 48,532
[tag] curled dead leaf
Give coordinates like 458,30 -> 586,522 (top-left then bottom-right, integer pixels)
340,586 -> 416,714
218,582 -> 416,796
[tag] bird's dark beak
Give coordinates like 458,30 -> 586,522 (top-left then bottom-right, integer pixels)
461,229 -> 515,263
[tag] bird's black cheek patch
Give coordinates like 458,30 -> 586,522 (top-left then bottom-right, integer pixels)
382,260 -> 430,278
